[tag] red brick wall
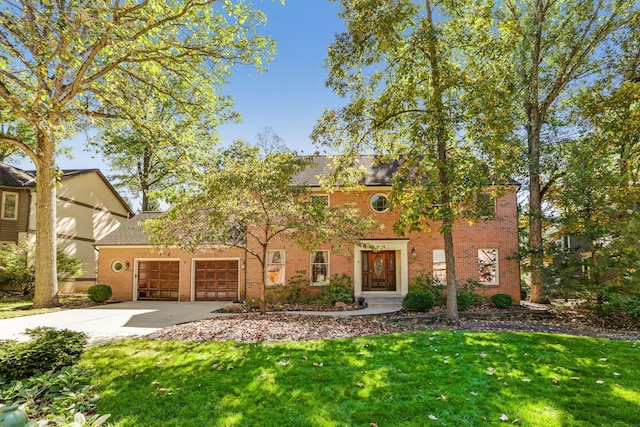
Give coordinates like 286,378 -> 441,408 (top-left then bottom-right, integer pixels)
97,187 -> 521,303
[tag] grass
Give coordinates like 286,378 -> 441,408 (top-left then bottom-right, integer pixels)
0,294 -> 90,319
82,331 -> 640,426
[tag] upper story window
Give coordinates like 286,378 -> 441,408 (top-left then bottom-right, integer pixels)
1,192 -> 18,220
370,194 -> 389,213
477,193 -> 496,217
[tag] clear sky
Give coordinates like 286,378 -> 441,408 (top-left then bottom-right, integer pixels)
15,0 -> 347,172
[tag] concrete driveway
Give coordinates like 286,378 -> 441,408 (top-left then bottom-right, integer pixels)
0,301 -> 228,346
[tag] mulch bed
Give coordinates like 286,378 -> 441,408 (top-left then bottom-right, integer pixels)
147,304 -> 640,343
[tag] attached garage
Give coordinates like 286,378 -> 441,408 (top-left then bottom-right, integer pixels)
194,260 -> 239,301
137,260 -> 179,301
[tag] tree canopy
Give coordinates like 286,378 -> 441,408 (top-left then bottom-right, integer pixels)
0,0 -> 274,307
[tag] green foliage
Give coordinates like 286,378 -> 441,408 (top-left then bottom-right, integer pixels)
603,294 -> 640,319
456,292 -> 473,311
319,274 -> 354,305
0,366 -> 109,426
403,289 -> 436,312
0,244 -> 83,295
87,285 -> 112,304
283,271 -> 309,304
492,293 -> 513,309
0,328 -> 87,381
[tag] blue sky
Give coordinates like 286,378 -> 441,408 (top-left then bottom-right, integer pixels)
16,0 -> 347,171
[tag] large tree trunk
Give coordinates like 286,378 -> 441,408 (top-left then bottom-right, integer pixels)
31,132 -> 59,308
443,226 -> 459,323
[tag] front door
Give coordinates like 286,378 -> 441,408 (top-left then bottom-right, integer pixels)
362,251 -> 397,291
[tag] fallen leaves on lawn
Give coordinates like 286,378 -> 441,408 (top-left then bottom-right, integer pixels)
147,313 -> 408,342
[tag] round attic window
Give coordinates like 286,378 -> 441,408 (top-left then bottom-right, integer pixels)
112,260 -> 124,272
370,194 -> 389,213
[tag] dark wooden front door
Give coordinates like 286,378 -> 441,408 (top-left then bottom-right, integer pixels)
137,261 -> 179,300
194,260 -> 239,301
362,251 -> 397,291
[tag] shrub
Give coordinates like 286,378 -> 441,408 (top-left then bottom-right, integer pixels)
0,327 -> 88,381
319,274 -> 353,305
87,284 -> 112,303
0,243 -> 83,295
457,292 -> 473,311
403,289 -> 436,312
283,270 -> 309,303
492,293 -> 513,309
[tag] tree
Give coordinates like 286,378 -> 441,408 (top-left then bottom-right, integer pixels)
312,0 -> 518,322
501,0 -> 638,302
146,141 -> 376,312
0,1 -> 274,307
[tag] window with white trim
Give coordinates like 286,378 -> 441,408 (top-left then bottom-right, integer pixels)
370,194 -> 389,212
432,249 -> 446,283
310,250 -> 329,285
1,192 -> 18,220
267,250 -> 285,286
478,249 -> 498,284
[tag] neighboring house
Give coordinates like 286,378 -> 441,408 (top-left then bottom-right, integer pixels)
0,163 -> 133,291
96,156 -> 521,303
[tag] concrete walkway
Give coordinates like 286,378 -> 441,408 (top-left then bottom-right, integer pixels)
0,300 -> 402,346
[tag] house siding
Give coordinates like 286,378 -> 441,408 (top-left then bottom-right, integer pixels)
0,187 -> 30,243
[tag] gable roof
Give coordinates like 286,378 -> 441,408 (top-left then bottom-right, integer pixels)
293,155 -> 399,187
0,163 -> 35,187
95,212 -> 162,246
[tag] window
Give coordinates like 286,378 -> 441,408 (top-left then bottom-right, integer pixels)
267,250 -> 285,285
310,250 -> 329,285
432,249 -> 446,283
370,194 -> 389,212
310,194 -> 329,207
478,249 -> 498,284
477,193 -> 496,217
112,260 -> 124,272
1,192 -> 18,220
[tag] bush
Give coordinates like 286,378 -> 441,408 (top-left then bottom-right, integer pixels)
0,243 -> 83,295
492,293 -> 513,309
403,289 -> 436,312
87,284 -> 112,303
319,274 -> 353,305
0,327 -> 88,381
283,270 -> 309,303
457,292 -> 473,311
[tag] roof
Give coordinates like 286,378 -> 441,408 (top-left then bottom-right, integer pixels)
294,155 -> 399,187
0,163 -> 133,216
95,212 -> 162,246
0,163 -> 35,187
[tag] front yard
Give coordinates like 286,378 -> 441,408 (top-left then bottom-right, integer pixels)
83,330 -> 640,426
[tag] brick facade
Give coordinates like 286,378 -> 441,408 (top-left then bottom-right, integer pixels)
97,187 -> 521,303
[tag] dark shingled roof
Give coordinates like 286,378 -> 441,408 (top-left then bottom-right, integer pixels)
95,212 -> 162,246
293,155 -> 399,187
0,163 -> 35,187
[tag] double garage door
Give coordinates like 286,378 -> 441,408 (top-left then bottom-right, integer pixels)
137,260 -> 238,301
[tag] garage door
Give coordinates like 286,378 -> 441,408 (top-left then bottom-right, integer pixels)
137,261 -> 179,301
194,260 -> 238,301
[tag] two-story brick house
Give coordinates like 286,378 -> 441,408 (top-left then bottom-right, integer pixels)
96,156 -> 520,303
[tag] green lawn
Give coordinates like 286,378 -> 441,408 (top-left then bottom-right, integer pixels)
0,294 -> 90,319
83,331 -> 640,426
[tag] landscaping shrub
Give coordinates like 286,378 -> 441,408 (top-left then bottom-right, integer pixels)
283,270 -> 309,303
319,274 -> 353,305
0,243 -> 83,295
87,284 -> 112,303
456,292 -> 473,311
0,327 -> 87,381
491,293 -> 513,308
403,289 -> 436,312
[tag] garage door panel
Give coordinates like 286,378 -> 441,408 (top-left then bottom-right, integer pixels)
194,260 -> 238,301
137,261 -> 179,301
